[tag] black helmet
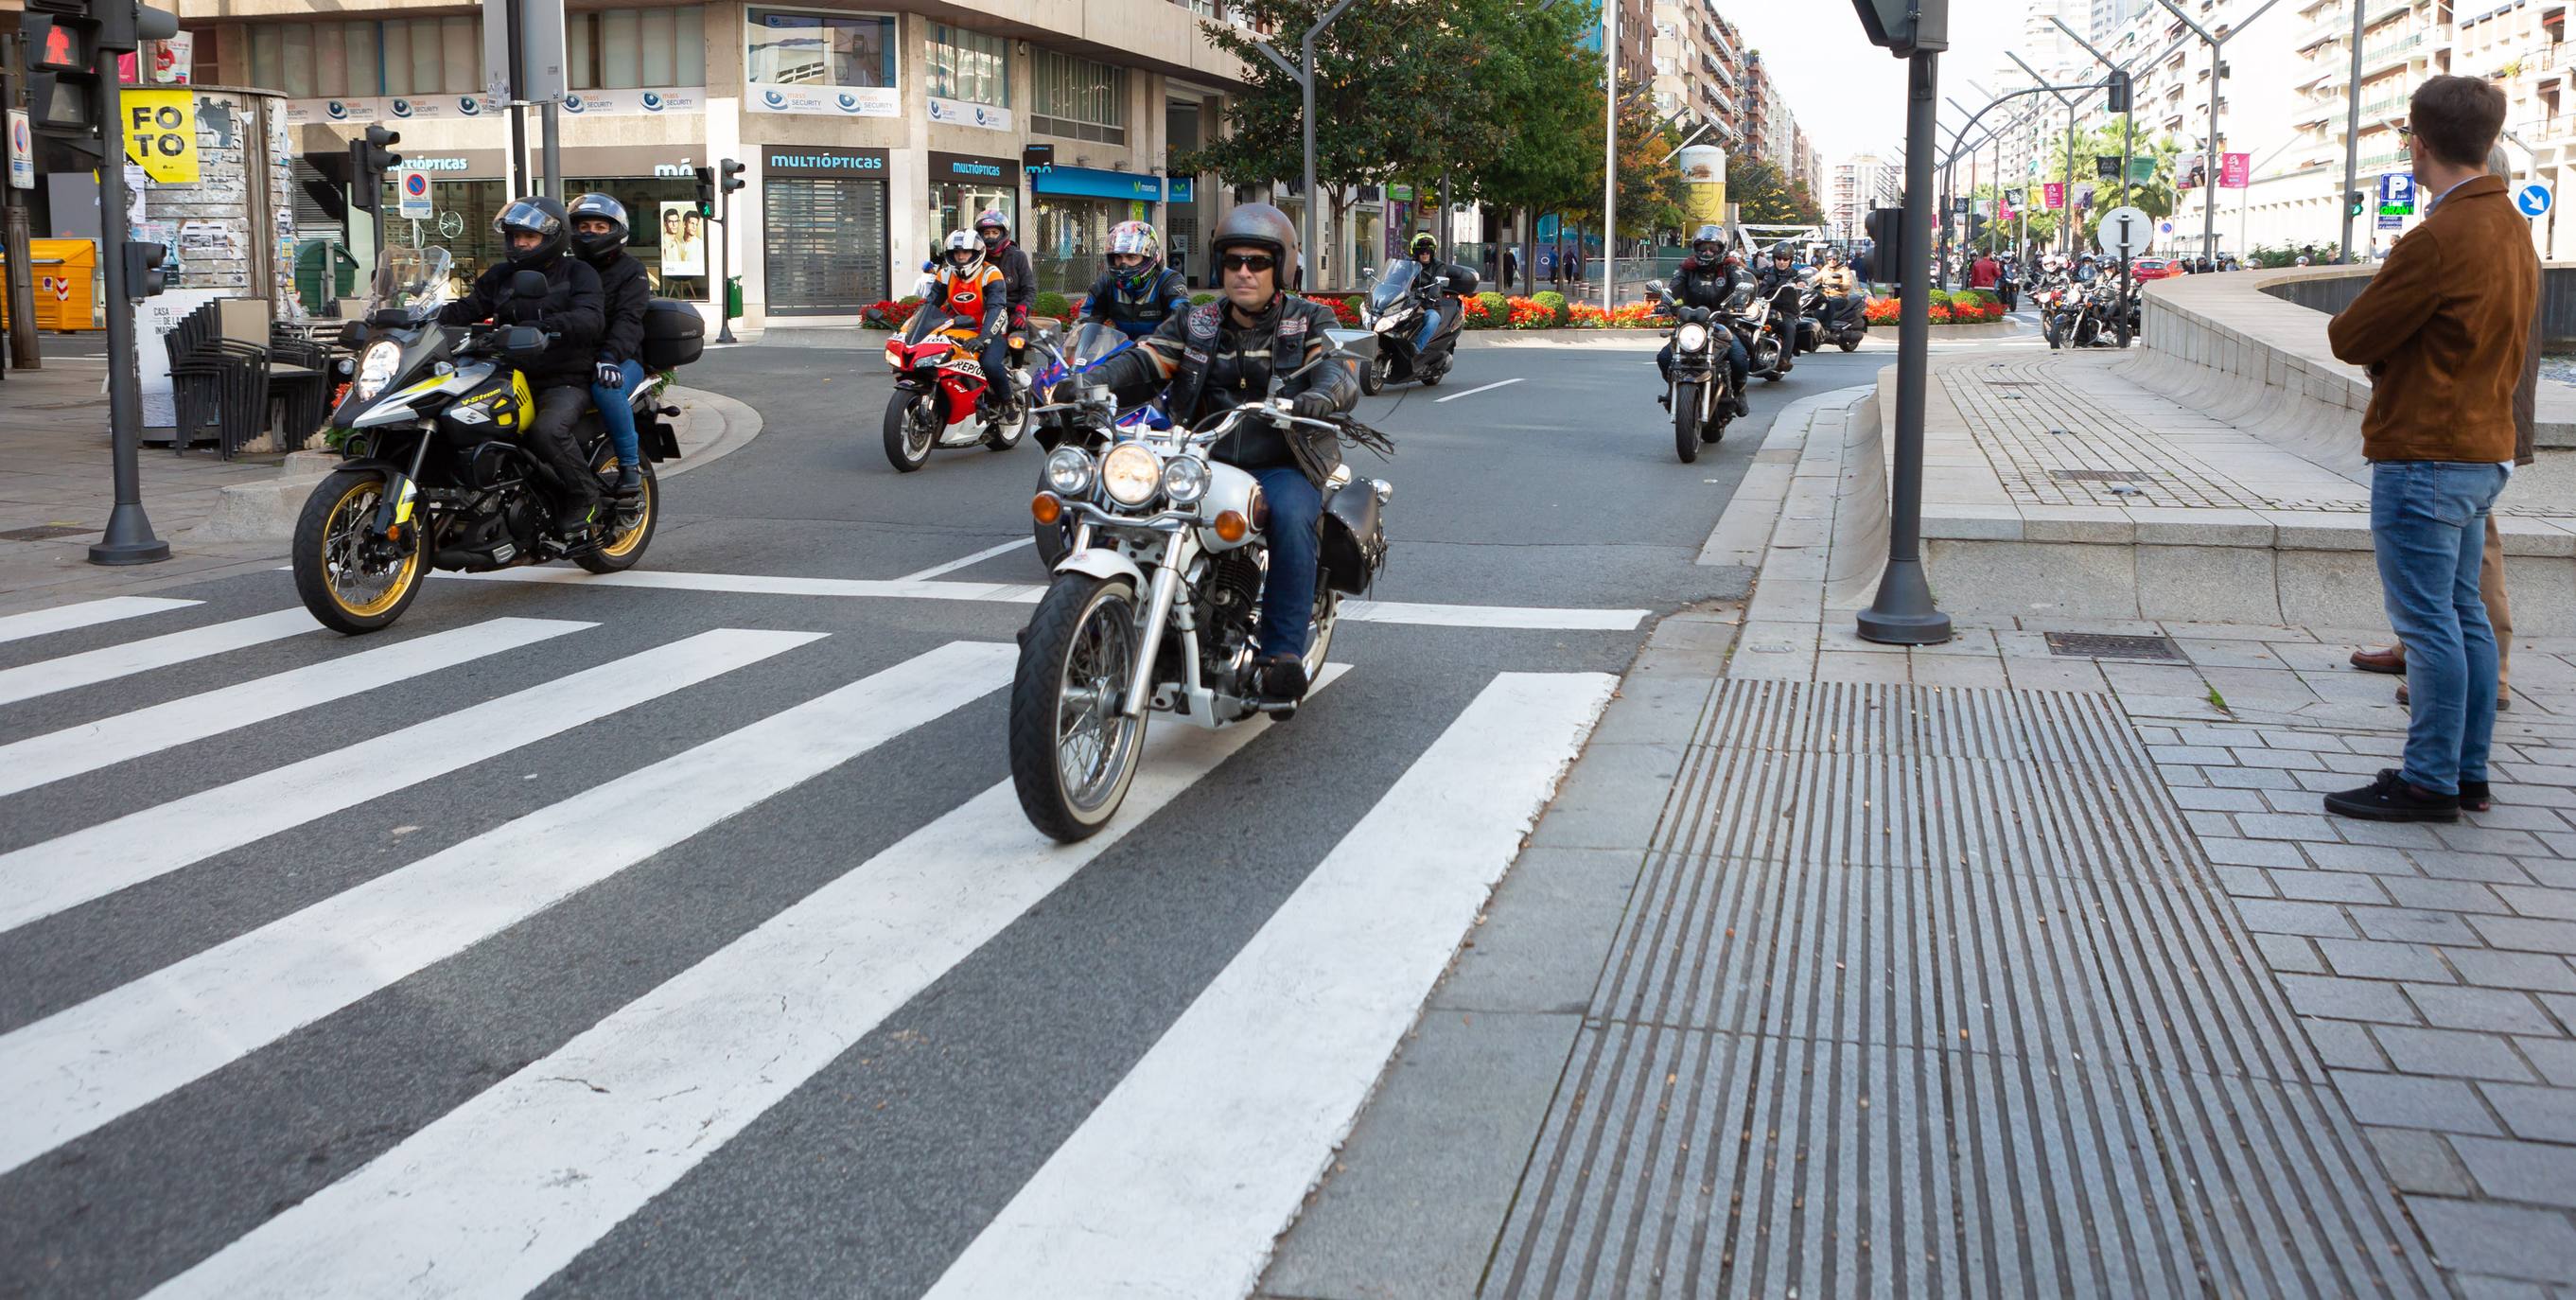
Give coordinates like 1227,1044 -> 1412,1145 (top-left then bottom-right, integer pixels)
1410,232 -> 1438,259
1689,223 -> 1725,267
1211,201 -> 1300,291
494,196 -> 569,268
1770,243 -> 1795,262
566,193 -> 629,263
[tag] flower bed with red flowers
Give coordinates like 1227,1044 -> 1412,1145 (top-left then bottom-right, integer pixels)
860,296 -> 925,330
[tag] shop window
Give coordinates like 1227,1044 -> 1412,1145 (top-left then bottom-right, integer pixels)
1030,50 -> 1127,144
746,9 -> 897,91
249,18 -> 482,97
382,18 -> 481,97
927,24 -> 1008,106
570,7 -> 707,90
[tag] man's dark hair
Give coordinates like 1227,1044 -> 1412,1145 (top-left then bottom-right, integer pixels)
2410,75 -> 2507,168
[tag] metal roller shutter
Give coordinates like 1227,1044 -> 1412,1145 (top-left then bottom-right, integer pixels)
763,177 -> 888,314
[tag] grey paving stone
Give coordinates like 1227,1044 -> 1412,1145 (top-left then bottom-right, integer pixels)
2149,744 -> 2236,764
2186,809 -> 2246,838
2157,763 -> 2214,787
2216,864 -> 2279,897
2374,1027 -> 2542,1083
2482,1082 -> 2576,1143
2203,836 -> 2310,868
2273,870 -> 2393,905
2342,821 -> 2455,850
2407,985 -> 2563,1035
2325,751 -> 2402,775
2333,1070 -> 2505,1134
2279,974 -> 2422,1023
2172,786 -> 2270,812
2254,932 -> 2326,975
2366,1126 -> 2475,1196
2241,812 -> 2341,841
2528,860 -> 2576,890
2307,841 -> 2427,875
2454,1136 -> 2576,1210
2383,878 -> 2515,914
2408,1197 -> 2576,1285
2309,1018 -> 2390,1069
2296,767 -> 2364,793
2236,898 -> 2363,939
2546,993 -> 2576,1031
2523,1038 -> 2576,1088
1432,848 -> 1639,1016
2456,1273 -> 2554,1300
2209,765 -> 2311,792
2445,826 -> 2557,857
2319,938 -> 2456,983
2235,747 -> 2328,771
2419,852 -> 2547,885
2474,915 -> 2576,955
2445,949 -> 2576,993
2499,886 -> 2576,922
2355,906 -> 2489,946
2474,806 -> 2575,834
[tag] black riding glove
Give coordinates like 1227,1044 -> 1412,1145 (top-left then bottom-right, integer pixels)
1290,390 -> 1338,420
596,361 -> 624,390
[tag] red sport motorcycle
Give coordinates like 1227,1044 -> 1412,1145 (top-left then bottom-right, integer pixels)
880,304 -> 1047,471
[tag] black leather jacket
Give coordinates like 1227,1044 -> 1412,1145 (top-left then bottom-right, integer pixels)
1664,259 -> 1751,311
988,240 -> 1036,325
438,254 -> 605,391
1082,266 -> 1193,338
587,250 -> 651,368
1089,294 -> 1358,487
1407,257 -> 1479,300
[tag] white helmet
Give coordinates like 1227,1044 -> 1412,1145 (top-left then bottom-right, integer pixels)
941,229 -> 985,276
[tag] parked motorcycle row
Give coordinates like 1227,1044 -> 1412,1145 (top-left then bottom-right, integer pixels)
2037,274 -> 2145,350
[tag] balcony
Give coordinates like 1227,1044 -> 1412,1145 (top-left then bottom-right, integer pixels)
2359,30 -> 2426,70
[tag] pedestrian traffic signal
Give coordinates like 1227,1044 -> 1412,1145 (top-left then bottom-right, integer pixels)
21,11 -> 102,151
122,240 -> 167,298
693,166 -> 716,218
2348,189 -> 2367,217
719,158 -> 745,198
1863,207 -> 1904,283
347,125 -> 401,213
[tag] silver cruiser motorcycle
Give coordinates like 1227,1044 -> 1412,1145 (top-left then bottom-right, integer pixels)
1008,371 -> 1392,841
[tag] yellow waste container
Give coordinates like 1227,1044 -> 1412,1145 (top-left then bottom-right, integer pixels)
0,240 -> 100,331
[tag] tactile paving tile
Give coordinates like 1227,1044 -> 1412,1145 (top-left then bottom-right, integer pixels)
1484,681 -> 2444,1300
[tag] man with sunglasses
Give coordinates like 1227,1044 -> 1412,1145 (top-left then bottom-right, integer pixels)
1079,202 -> 1359,702
1080,220 -> 1193,342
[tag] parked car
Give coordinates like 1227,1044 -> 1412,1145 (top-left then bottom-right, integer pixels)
2128,257 -> 2182,281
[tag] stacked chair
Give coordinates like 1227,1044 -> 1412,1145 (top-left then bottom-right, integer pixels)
162,298 -> 336,458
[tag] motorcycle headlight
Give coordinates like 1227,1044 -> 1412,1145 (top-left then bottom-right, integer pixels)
356,340 -> 403,400
1100,442 -> 1162,507
1161,454 -> 1211,505
1044,447 -> 1095,497
1676,322 -> 1709,352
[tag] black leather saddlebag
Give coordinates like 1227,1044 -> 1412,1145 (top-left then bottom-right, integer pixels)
1320,481 -> 1386,595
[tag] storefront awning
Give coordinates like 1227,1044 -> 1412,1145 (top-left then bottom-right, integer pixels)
1030,164 -> 1185,202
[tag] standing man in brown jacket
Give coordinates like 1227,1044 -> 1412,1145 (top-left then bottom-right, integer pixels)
2323,76 -> 2536,822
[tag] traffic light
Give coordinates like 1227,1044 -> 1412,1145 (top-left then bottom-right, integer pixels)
693,165 -> 716,218
719,158 -> 745,202
122,241 -> 167,298
1968,212 -> 1989,245
2348,189 -> 2367,218
348,125 -> 400,212
18,2 -> 176,162
1864,207 -> 1904,283
1851,0 -> 1947,56
2105,69 -> 2132,114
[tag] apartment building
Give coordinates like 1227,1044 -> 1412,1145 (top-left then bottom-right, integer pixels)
166,0 -> 1246,326
1831,152 -> 1899,238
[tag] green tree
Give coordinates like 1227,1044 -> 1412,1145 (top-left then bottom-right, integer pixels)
2031,117 -> 2185,246
1457,0 -> 1604,276
1726,156 -> 1804,224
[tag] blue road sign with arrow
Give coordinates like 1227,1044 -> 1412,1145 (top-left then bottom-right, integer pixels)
2516,181 -> 2553,219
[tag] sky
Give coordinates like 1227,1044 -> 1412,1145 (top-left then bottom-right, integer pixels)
1711,0 -> 2035,163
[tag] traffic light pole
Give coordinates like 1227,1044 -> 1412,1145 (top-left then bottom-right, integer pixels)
2338,0 -> 2365,262
89,44 -> 167,566
2,31 -> 40,374
714,173 -> 733,344
1857,47 -> 1952,646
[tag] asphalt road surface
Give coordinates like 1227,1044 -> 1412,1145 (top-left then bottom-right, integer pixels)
0,326 -> 1906,1298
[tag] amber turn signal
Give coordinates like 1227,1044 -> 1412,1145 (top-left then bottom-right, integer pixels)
1031,493 -> 1063,525
1212,510 -> 1249,543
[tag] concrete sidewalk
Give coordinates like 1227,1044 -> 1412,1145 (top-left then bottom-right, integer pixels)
1261,375 -> 2576,1298
0,363 -> 759,618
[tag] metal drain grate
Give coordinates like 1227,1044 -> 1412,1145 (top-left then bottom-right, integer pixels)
2046,631 -> 2186,660
2048,467 -> 2156,483
0,525 -> 94,542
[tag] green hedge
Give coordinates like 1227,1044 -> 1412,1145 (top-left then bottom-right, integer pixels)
1473,290 -> 1507,329
1533,290 -> 1568,326
1032,290 -> 1072,319
1189,291 -> 1218,306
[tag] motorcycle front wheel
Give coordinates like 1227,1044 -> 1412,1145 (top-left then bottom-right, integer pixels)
1009,575 -> 1149,842
882,390 -> 936,472
292,467 -> 426,636
1839,337 -> 1861,352
1672,381 -> 1702,464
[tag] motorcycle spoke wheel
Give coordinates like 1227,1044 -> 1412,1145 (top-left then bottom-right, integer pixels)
1008,578 -> 1148,842
292,469 -> 425,635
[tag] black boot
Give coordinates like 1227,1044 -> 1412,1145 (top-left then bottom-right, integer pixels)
614,465 -> 642,495
555,495 -> 602,537
1657,390 -> 1672,411
1252,653 -> 1308,702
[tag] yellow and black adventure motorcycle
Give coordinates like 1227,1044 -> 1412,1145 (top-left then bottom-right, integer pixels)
291,247 -> 701,633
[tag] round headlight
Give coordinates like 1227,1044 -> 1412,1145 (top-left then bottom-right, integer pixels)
1044,447 -> 1095,496
1162,455 -> 1211,505
1100,443 -> 1162,507
356,340 -> 403,400
1373,314 -> 1401,333
1676,322 -> 1709,352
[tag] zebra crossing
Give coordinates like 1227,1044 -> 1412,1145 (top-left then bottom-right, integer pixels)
0,594 -> 1614,1299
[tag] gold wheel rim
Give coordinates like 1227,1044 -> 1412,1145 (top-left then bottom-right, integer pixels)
320,479 -> 416,618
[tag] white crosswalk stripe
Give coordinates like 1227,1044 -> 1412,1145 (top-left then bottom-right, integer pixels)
0,617 -> 592,799
0,627 -> 820,935
0,641 -> 1012,1178
1,591 -> 1621,1300
927,671 -> 1614,1297
0,607 -> 317,707
0,595 -> 199,645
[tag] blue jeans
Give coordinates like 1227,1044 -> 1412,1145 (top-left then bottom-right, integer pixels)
1253,466 -> 1321,659
590,359 -> 647,468
2373,460 -> 2511,794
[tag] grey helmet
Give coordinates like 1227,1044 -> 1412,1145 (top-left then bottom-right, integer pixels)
1689,223 -> 1726,267
1211,201 -> 1301,291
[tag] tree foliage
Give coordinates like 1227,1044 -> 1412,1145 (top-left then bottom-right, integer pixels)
1727,156 -> 1810,225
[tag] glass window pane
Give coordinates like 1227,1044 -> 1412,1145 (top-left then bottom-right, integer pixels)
381,20 -> 411,96
313,23 -> 345,97
639,9 -> 675,86
348,22 -> 380,97
252,27 -> 282,97
601,9 -> 641,88
445,16 -> 480,94
282,26 -> 312,97
675,7 -> 704,83
747,10 -> 824,85
568,11 -> 595,89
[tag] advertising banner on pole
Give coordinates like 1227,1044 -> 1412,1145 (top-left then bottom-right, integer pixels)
2043,182 -> 2064,210
2219,152 -> 2251,188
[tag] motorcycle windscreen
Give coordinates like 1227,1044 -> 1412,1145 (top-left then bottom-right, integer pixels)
1368,260 -> 1420,312
1066,322 -> 1130,371
369,246 -> 457,320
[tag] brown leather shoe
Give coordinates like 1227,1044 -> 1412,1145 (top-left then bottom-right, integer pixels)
2351,645 -> 2405,675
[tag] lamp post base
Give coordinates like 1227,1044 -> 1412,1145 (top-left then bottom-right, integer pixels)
88,503 -> 169,567
1855,558 -> 1952,645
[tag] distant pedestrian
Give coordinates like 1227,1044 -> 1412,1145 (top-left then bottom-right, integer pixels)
1503,245 -> 1520,294
2322,74 -> 2535,822
1969,252 -> 1999,290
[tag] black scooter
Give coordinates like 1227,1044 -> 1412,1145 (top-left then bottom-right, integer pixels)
1357,258 -> 1472,393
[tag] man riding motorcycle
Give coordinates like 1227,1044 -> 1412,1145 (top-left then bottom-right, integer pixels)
1818,248 -> 1866,331
1656,225 -> 1753,417
1753,243 -> 1806,375
974,209 -> 1036,331
569,193 -> 651,494
1405,232 -> 1475,339
2073,252 -> 2103,285
926,229 -> 1013,412
1078,202 -> 1358,702
436,196 -> 606,534
1080,220 -> 1193,343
